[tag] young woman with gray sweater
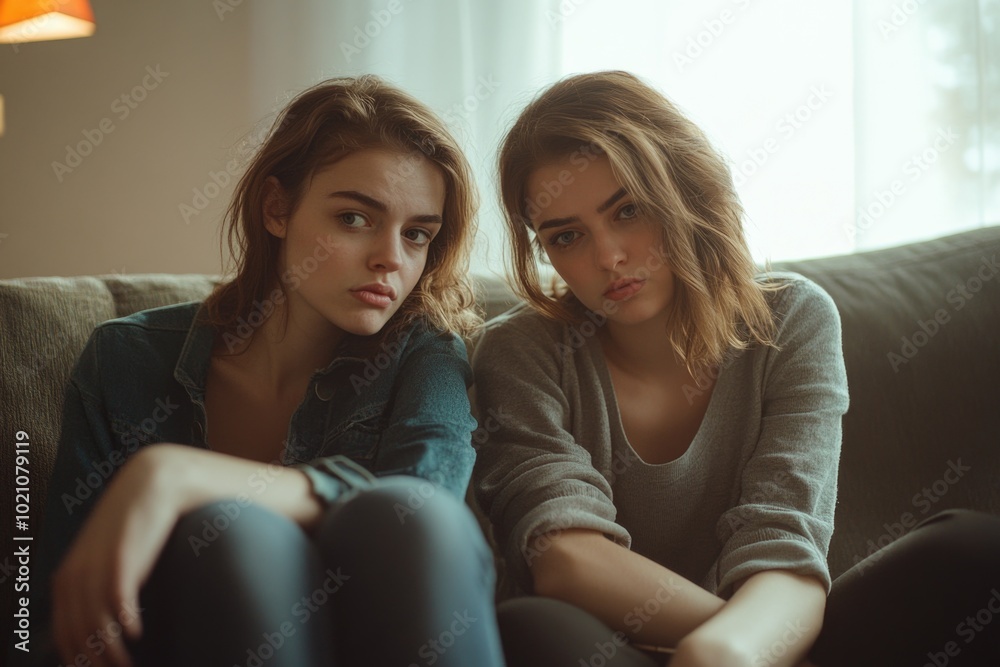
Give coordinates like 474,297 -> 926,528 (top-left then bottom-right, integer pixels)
471,70 -> 1000,667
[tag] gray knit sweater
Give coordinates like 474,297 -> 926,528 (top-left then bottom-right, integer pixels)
471,272 -> 849,601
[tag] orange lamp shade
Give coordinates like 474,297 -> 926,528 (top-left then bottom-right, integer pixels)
0,0 -> 95,43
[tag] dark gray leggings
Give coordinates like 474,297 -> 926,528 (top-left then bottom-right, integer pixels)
127,476 -> 505,667
497,509 -> 1000,667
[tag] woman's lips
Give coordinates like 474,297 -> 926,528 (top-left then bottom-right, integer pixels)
351,290 -> 393,308
604,279 -> 646,301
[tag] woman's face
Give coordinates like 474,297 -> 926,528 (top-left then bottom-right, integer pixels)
526,154 -> 675,327
266,147 -> 446,337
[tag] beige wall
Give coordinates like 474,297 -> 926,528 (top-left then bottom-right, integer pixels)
0,2 -> 265,279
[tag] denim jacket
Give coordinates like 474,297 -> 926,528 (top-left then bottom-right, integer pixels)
32,300 -> 477,664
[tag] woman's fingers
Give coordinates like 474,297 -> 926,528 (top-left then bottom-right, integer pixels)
52,558 -> 139,667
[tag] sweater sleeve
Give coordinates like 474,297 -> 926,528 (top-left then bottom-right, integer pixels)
713,277 -> 850,598
471,312 -> 631,594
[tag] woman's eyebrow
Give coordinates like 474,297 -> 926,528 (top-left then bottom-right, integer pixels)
536,188 -> 628,231
328,190 -> 387,211
596,188 -> 627,213
328,190 -> 442,224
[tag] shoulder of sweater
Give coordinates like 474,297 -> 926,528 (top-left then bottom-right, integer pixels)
754,270 -> 839,320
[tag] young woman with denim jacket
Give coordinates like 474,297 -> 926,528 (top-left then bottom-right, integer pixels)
37,76 -> 505,667
471,71 -> 1000,667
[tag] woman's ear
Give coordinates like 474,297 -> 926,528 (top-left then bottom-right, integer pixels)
263,176 -> 290,238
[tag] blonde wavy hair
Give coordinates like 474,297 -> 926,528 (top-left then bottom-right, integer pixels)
205,74 -> 481,342
498,70 -> 788,377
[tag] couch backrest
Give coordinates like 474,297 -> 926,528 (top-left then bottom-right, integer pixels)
774,227 -> 1000,577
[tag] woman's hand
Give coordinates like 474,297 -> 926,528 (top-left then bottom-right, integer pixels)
51,445 -> 182,667
50,442 -> 324,666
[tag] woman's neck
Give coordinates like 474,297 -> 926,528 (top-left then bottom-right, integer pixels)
215,301 -> 345,396
599,314 -> 687,382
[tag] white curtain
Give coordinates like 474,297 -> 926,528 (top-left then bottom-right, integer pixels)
248,0 -> 999,275
244,0 -> 563,278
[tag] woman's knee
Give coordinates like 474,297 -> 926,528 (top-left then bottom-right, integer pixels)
320,476 -> 482,541
906,508 -> 1000,568
314,476 -> 490,563
159,499 -> 311,573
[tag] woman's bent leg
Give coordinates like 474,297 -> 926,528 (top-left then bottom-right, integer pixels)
810,509 -> 1000,667
312,476 -> 505,667
497,597 -> 662,667
128,501 -> 335,667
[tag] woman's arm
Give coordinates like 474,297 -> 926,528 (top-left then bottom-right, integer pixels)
50,443 -> 323,667
531,533 -> 825,666
370,328 -> 478,497
531,528 -> 726,647
673,571 -> 825,667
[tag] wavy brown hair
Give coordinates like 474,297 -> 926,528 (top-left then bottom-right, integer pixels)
498,70 -> 789,377
204,75 -> 480,344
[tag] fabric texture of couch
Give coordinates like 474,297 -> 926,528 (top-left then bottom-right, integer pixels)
1,227 -> 998,658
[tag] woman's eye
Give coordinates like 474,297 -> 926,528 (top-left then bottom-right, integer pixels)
618,203 -> 638,220
339,212 -> 367,228
549,230 -> 579,248
404,228 -> 434,245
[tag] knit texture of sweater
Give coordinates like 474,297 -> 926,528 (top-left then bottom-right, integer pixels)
471,272 -> 850,600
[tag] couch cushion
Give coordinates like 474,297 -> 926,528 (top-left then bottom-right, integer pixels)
775,226 -> 1000,577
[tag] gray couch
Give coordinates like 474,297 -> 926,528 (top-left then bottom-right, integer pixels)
2,226 -> 999,659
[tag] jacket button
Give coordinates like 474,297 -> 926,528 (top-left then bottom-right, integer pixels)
314,378 -> 335,401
